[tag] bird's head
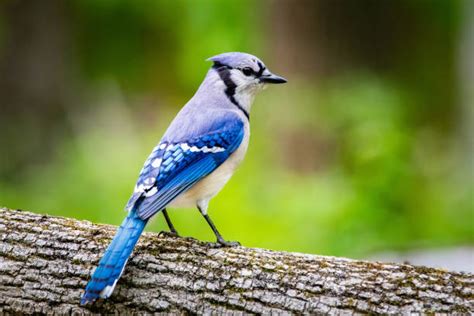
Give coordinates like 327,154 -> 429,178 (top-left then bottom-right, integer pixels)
208,52 -> 286,90
207,52 -> 286,108
208,52 -> 286,113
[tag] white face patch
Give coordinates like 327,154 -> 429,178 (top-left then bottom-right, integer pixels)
229,70 -> 262,114
229,68 -> 260,89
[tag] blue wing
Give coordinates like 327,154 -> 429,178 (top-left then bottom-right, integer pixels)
126,116 -> 244,220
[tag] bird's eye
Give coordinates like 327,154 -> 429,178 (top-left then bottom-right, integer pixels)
242,67 -> 253,76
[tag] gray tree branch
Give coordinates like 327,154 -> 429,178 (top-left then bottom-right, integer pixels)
0,207 -> 472,314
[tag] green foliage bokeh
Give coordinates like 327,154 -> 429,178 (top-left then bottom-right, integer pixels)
0,0 -> 472,258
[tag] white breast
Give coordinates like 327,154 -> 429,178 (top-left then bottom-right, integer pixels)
169,122 -> 250,211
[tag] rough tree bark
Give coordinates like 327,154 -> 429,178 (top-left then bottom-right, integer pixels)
0,208 -> 472,314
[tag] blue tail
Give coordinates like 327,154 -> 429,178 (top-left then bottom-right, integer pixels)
81,211 -> 147,304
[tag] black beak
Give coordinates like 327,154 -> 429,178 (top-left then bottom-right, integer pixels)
259,72 -> 287,84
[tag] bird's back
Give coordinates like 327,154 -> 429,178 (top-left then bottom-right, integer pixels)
161,73 -> 246,143
161,93 -> 250,208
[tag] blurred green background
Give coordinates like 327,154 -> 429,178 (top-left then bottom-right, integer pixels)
0,0 -> 472,260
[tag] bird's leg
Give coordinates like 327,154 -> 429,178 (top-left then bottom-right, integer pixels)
160,208 -> 179,237
197,206 -> 240,247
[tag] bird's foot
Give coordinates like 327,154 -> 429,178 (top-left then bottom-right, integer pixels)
158,230 -> 180,238
210,237 -> 240,248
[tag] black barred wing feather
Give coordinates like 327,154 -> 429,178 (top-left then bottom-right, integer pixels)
125,119 -> 244,220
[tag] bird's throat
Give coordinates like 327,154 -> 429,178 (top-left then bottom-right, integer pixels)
213,65 -> 250,120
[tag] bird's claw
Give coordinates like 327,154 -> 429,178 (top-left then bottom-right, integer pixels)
210,238 -> 240,248
158,230 -> 180,238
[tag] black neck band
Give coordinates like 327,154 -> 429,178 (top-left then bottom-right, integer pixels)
213,63 -> 250,121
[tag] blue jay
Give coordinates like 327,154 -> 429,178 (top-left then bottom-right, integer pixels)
81,52 -> 286,304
